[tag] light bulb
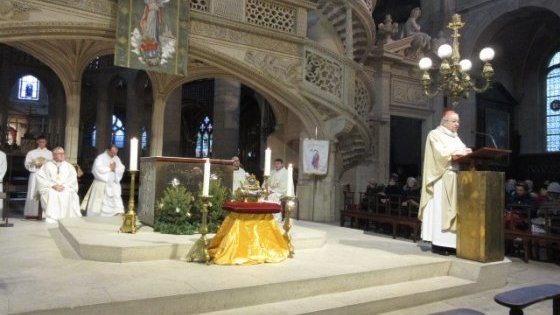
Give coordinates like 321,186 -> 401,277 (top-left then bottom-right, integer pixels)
437,44 -> 452,58
459,59 -> 472,71
419,57 -> 432,70
479,47 -> 495,62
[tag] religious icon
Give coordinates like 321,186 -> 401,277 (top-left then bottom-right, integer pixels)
302,139 -> 329,175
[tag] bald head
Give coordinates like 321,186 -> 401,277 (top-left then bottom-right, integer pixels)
440,110 -> 460,133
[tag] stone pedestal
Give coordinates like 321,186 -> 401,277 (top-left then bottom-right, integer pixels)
138,157 -> 234,226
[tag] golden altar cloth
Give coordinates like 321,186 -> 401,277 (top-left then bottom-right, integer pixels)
208,203 -> 289,265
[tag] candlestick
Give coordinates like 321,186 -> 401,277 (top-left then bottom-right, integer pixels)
264,147 -> 271,176
129,137 -> 138,171
202,158 -> 210,196
286,163 -> 294,197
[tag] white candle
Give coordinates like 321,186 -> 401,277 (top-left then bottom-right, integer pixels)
129,137 -> 138,171
264,147 -> 271,176
202,158 -> 210,196
315,126 -> 318,139
286,163 -> 294,197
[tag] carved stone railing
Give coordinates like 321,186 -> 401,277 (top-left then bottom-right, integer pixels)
189,0 -> 314,37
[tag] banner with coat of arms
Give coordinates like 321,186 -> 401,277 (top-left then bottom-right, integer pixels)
114,0 -> 189,76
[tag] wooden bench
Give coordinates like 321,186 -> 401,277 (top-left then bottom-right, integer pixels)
428,308 -> 485,315
494,283 -> 560,315
340,193 -> 421,241
504,201 -> 560,262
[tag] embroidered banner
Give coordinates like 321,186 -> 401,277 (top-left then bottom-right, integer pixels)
115,0 -> 189,76
302,139 -> 329,175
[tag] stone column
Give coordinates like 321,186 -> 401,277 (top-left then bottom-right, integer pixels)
162,87 -> 182,156
150,93 -> 166,157
345,4 -> 354,59
212,79 -> 240,159
125,74 -> 143,159
64,80 -> 81,164
0,61 -> 11,143
95,79 -> 112,154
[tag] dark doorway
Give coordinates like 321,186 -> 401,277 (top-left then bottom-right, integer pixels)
390,116 -> 422,183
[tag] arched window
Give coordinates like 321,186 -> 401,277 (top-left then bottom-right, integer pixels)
141,126 -> 148,150
91,115 -> 126,148
18,75 -> 40,100
195,116 -> 213,157
546,52 -> 560,152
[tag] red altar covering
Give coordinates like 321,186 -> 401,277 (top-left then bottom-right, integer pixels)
208,201 -> 289,265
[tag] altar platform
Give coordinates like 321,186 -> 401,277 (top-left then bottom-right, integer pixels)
1,217 -> 517,315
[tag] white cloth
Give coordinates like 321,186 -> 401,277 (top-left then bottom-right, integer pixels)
23,147 -> 53,217
81,152 -> 125,216
0,150 -> 6,214
36,160 -> 81,223
421,179 -> 456,248
268,167 -> 289,221
232,167 -> 247,196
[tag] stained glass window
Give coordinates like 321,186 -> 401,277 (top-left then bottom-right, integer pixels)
91,115 -> 126,148
141,126 -> 148,150
546,52 -> 560,152
195,116 -> 213,157
18,75 -> 40,100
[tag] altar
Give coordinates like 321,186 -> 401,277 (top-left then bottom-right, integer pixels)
208,201 -> 290,265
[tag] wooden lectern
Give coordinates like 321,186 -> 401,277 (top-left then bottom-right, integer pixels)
455,147 -> 511,263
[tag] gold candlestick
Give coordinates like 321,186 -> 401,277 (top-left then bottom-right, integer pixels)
262,175 -> 271,200
281,195 -> 296,258
187,195 -> 212,264
120,170 -> 138,233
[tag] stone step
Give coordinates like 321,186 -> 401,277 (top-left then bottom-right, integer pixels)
199,276 -> 476,315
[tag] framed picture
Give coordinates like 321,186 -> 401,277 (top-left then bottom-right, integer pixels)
302,139 -> 329,175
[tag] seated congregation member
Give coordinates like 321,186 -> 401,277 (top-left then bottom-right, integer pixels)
36,147 -> 82,223
361,178 -> 384,209
402,177 -> 420,208
509,181 -> 536,209
81,145 -> 125,216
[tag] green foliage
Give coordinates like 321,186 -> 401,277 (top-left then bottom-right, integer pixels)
153,178 -> 231,235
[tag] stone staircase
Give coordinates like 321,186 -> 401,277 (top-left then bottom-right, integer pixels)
317,0 -> 376,63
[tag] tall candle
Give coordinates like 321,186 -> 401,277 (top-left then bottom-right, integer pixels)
286,163 -> 294,197
129,137 -> 138,171
264,147 -> 271,176
202,158 -> 210,196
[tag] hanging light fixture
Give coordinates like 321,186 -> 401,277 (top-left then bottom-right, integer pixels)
418,14 -> 495,108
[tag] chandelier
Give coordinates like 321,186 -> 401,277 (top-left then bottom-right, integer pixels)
418,14 -> 495,108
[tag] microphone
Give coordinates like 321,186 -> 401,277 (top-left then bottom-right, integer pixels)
476,131 -> 497,148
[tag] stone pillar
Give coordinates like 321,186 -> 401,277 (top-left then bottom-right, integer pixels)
150,94 -> 166,156
345,4 -> 354,59
64,80 -> 81,164
95,80 -> 111,154
0,61 -> 11,143
125,74 -> 144,160
162,87 -> 182,156
212,79 -> 240,158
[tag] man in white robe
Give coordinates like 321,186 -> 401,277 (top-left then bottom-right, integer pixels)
23,135 -> 53,219
81,145 -> 125,216
419,110 -> 471,255
231,156 -> 247,197
0,149 -> 6,219
267,158 -> 289,221
36,147 -> 81,223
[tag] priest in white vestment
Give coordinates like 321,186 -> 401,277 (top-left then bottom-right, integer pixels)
267,158 -> 289,221
81,145 -> 125,216
231,156 -> 248,197
36,147 -> 82,223
23,135 -> 53,219
0,149 -> 7,218
419,110 -> 471,254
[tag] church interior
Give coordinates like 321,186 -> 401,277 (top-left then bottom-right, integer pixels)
1,0 -> 560,314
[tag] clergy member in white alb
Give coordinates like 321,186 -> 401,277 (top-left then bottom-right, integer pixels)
36,147 -> 82,223
418,110 -> 471,255
81,144 -> 125,216
231,156 -> 247,197
0,149 -> 6,219
23,135 -> 53,219
267,158 -> 290,221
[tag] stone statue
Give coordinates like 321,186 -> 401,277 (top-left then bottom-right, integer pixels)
403,7 -> 431,57
377,14 -> 399,45
431,30 -> 449,55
